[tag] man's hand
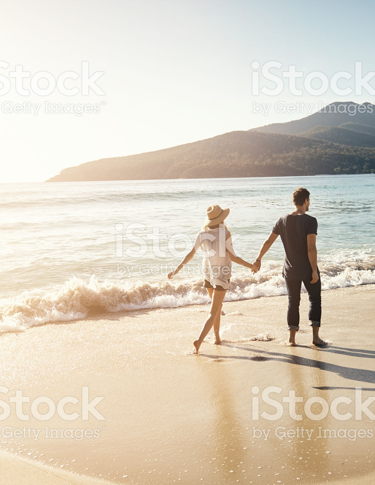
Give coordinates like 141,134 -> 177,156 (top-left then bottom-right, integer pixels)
307,235 -> 318,284
311,271 -> 319,284
167,271 -> 175,280
254,260 -> 261,271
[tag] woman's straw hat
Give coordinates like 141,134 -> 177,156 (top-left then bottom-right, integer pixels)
205,205 -> 230,227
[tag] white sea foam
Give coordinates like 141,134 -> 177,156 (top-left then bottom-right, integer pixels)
0,252 -> 374,335
250,333 -> 275,342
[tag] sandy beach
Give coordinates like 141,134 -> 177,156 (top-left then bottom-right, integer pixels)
0,284 -> 374,484
3,1 -> 375,484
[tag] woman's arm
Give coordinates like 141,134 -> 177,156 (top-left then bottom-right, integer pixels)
228,251 -> 257,271
168,247 -> 197,279
226,232 -> 258,272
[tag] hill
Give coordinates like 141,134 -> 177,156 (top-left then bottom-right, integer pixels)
297,125 -> 375,148
253,102 -> 375,135
47,129 -> 375,182
339,122 -> 375,137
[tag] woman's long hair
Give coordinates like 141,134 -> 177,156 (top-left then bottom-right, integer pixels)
201,222 -> 228,231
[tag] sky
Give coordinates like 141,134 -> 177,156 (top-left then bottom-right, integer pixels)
1,0 -> 375,183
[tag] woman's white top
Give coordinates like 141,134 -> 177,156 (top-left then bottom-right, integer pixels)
194,226 -> 236,290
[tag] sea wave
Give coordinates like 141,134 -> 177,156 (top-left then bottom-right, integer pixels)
0,252 -> 374,334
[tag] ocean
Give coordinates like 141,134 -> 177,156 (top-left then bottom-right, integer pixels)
1,174 -> 374,333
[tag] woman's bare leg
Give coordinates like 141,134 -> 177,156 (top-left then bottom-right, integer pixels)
205,288 -> 222,344
194,289 -> 227,354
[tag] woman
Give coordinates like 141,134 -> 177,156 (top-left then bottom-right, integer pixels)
168,204 -> 258,353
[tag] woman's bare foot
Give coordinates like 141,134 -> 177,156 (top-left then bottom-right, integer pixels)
214,339 -> 221,345
193,340 -> 201,354
282,329 -> 297,346
282,339 -> 297,346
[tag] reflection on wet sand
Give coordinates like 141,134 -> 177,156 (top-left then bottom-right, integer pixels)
198,338 -> 375,484
193,355 -> 247,482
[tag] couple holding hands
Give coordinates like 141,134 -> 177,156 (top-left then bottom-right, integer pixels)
168,187 -> 325,353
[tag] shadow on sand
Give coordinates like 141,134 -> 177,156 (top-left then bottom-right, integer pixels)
196,341 -> 375,386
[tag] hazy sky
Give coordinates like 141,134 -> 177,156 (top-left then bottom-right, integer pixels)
1,0 -> 375,182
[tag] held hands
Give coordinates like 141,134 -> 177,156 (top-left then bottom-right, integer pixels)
254,259 -> 261,272
251,264 -> 259,274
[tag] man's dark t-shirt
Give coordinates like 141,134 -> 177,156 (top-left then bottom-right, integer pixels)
272,214 -> 318,280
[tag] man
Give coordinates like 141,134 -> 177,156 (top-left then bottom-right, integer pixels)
254,187 -> 326,347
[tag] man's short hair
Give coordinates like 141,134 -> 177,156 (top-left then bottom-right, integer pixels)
292,187 -> 310,206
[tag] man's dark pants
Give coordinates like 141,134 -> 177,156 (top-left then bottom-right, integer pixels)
284,276 -> 321,331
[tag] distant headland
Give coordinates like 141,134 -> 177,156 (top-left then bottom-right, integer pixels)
47,102 -> 375,182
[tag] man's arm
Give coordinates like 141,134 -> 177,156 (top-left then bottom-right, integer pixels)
254,232 -> 279,270
307,234 -> 319,284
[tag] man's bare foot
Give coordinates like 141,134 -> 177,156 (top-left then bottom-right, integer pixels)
214,339 -> 221,345
312,337 -> 328,347
193,340 -> 201,354
312,328 -> 327,347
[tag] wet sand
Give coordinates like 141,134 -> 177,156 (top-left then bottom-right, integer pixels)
0,449 -> 113,485
0,284 -> 374,484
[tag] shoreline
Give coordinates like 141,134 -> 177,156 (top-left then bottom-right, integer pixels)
1,266 -> 375,335
45,173 -> 375,183
0,284 -> 374,484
